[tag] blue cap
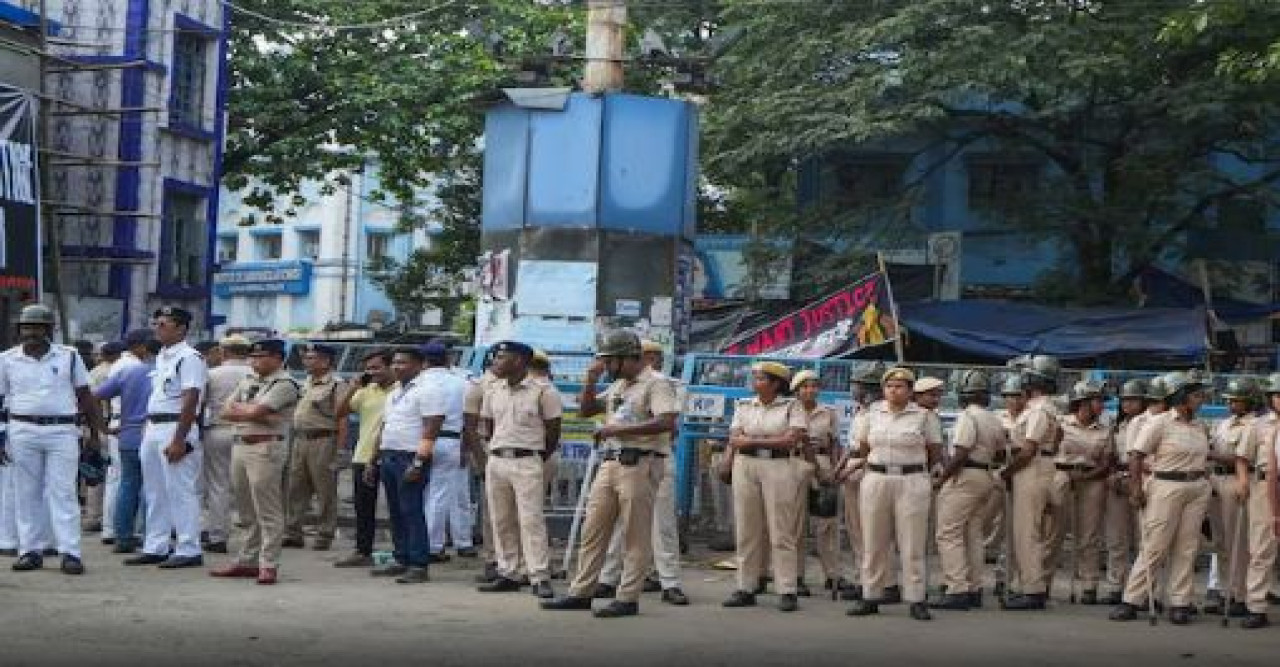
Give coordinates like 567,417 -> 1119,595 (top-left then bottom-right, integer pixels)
300,343 -> 338,359
250,339 -> 287,358
100,341 -> 127,355
421,341 -> 449,362
123,329 -> 154,347
152,306 -> 192,325
491,341 -> 533,358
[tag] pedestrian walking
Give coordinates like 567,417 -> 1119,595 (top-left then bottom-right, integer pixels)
721,361 -> 808,613
476,341 -> 563,599
1110,372 -> 1212,625
930,370 -> 1005,611
1,304 -> 105,574
284,343 -> 348,551
332,349 -> 394,568
210,339 -> 300,585
843,367 -> 943,621
200,334 -> 253,554
541,330 -> 679,618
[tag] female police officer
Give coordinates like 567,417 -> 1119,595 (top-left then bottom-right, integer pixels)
843,367 -> 943,621
1050,380 -> 1113,605
722,361 -> 807,613
790,370 -> 841,596
1110,372 -> 1212,625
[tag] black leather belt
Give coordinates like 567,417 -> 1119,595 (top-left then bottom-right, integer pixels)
1056,463 -> 1096,472
869,463 -> 926,475
963,460 -> 998,471
1153,471 -> 1206,482
1039,450 -> 1056,457
812,448 -> 832,456
148,414 -> 181,423
601,448 -> 666,462
740,447 -> 794,460
492,448 -> 540,459
1212,464 -> 1256,475
438,430 -> 461,439
10,414 -> 77,425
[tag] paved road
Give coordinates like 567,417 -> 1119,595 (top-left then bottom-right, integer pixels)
2,536 -> 1275,667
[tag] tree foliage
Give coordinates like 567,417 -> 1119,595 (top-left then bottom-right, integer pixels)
706,0 -> 1280,302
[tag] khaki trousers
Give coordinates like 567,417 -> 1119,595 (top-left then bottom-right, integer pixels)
1010,458 -> 1055,595
486,455 -> 550,583
860,470 -> 931,603
231,440 -> 287,568
1208,473 -> 1248,599
285,434 -> 338,541
1245,476 -> 1277,613
936,468 -> 997,594
841,472 -> 863,581
793,455 -> 839,582
568,457 -> 662,603
982,482 -> 1006,559
601,455 -> 682,590
1047,472 -> 1107,590
201,426 -> 236,543
1102,478 -> 1135,595
733,455 -> 801,595
1122,478 -> 1211,607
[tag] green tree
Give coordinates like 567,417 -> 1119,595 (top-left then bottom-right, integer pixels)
707,0 -> 1280,303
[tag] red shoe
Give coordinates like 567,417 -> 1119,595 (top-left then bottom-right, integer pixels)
210,564 -> 259,578
257,567 -> 278,585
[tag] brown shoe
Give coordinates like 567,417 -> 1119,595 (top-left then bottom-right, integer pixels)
257,567 -> 278,585
210,564 -> 260,578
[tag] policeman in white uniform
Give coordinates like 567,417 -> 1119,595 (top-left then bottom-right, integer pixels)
124,306 -> 208,568
0,304 -> 105,574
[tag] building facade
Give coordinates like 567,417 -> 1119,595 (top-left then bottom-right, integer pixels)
6,0 -> 229,340
212,163 -> 429,337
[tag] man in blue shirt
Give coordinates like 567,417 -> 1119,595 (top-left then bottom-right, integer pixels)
93,330 -> 159,554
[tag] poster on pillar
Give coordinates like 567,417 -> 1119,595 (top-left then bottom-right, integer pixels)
0,85 -> 41,298
721,271 -> 899,358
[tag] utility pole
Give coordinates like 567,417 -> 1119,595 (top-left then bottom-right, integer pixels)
38,0 -> 71,342
584,0 -> 626,93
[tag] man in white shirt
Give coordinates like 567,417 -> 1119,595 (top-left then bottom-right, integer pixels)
0,304 -> 105,574
422,343 -> 471,562
124,306 -> 208,569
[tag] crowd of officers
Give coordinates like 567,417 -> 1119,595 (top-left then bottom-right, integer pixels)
1,305 -> 1278,630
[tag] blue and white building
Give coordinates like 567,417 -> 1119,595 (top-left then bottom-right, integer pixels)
212,162 -> 431,336
7,0 -> 230,339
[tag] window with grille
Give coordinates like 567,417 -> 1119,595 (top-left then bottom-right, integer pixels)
161,190 -> 207,289
171,29 -> 208,128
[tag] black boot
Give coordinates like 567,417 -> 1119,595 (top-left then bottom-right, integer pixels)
967,590 -> 983,609
778,594 -> 798,612
796,580 -> 812,597
882,585 -> 903,605
540,596 -> 593,611
1099,591 -> 1123,606
1241,613 -> 1270,629
1003,593 -> 1047,611
929,593 -> 972,610
909,602 -> 933,621
1169,606 -> 1192,625
846,599 -> 879,616
722,591 -> 757,608
592,582 -> 617,599
1109,602 -> 1139,621
477,577 -> 522,593
839,582 -> 863,601
1227,601 -> 1250,618
594,601 -> 639,618
1079,589 -> 1098,606
1203,590 -> 1224,615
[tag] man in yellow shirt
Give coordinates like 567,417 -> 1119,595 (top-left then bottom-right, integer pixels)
332,350 -> 395,568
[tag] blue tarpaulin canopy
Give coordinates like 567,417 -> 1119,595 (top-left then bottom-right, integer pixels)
1134,267 -> 1280,324
898,300 -> 1207,363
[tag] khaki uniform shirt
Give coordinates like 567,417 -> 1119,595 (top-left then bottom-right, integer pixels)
294,372 -> 348,432
953,404 -> 1006,466
1212,413 -> 1254,470
1057,414 -> 1112,467
855,400 -> 943,467
1131,411 -> 1210,473
482,375 -> 563,452
1237,412 -> 1278,471
226,369 -> 300,438
1014,396 -> 1059,456
601,368 -> 680,453
730,396 -> 806,440
803,404 -> 839,452
205,359 -> 252,427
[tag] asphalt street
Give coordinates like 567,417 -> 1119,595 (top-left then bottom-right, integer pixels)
0,534 -> 1275,667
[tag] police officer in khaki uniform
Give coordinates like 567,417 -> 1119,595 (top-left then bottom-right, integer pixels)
541,331 -> 679,618
210,339 -> 300,585
1101,378 -> 1148,605
1202,377 -> 1257,616
983,375 -> 1025,573
1111,372 -> 1212,625
284,344 -> 348,551
1239,374 -> 1280,629
844,367 -> 944,621
834,363 -> 884,601
930,370 -> 1004,611
477,341 -> 563,599
722,361 -> 808,612
1001,355 -> 1061,611
790,370 -> 841,596
1049,380 -> 1113,605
